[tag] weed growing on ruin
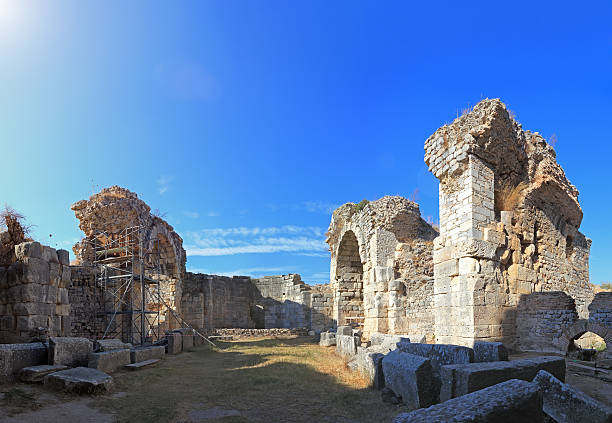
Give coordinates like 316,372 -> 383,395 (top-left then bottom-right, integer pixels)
351,199 -> 369,216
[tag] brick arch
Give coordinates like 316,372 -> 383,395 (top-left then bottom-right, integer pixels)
557,319 -> 611,353
145,224 -> 184,280
335,230 -> 363,281
334,230 -> 365,327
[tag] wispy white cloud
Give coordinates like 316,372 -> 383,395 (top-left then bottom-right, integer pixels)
183,211 -> 200,219
264,201 -> 339,215
157,175 -> 173,195
184,225 -> 327,257
207,211 -> 219,217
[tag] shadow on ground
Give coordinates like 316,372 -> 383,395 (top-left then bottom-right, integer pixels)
0,337 -> 408,423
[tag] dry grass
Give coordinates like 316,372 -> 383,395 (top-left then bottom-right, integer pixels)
89,336 -> 409,422
495,182 -> 528,212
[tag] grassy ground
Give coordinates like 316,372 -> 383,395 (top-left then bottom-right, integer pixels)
88,336 -> 408,422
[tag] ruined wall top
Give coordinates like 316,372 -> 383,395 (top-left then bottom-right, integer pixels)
424,98 -> 582,227
71,186 -> 186,277
326,196 -> 437,250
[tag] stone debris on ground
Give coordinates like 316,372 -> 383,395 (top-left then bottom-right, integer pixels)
18,364 -> 69,383
44,367 -> 113,394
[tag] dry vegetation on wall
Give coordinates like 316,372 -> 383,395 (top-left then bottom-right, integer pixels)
494,181 -> 529,212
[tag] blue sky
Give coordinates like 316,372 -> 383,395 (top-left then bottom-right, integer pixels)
0,1 -> 610,284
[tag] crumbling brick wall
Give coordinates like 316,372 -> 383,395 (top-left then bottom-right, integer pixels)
516,292 -> 578,352
0,241 -> 71,343
68,265 -> 106,339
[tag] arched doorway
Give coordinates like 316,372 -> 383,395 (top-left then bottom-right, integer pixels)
560,319 -> 611,360
335,231 -> 364,327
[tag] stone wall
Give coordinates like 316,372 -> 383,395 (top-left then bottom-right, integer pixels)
0,241 -> 71,343
252,274 -> 311,329
181,273 -> 257,329
68,265 -> 106,339
425,98 -> 594,348
326,196 -> 438,339
516,292 -> 578,352
589,292 -> 612,327
179,273 -> 335,332
310,284 -> 334,332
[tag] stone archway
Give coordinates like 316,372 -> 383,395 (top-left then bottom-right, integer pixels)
558,319 -> 611,357
334,230 -> 364,327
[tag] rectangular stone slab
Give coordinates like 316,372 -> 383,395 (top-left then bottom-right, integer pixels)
130,345 -> 165,363
0,342 -> 47,383
88,348 -> 131,373
166,332 -> 182,354
533,370 -> 612,423
44,367 -> 113,394
49,337 -> 93,367
19,364 -> 68,383
394,379 -> 544,423
319,332 -> 336,347
473,341 -> 508,363
124,359 -> 160,370
440,356 -> 566,401
181,334 -> 194,351
382,350 -> 437,410
94,338 -> 132,352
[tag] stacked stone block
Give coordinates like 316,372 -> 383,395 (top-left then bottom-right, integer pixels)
0,242 -> 71,343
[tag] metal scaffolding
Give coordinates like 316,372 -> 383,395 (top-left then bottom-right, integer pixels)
91,226 -> 163,345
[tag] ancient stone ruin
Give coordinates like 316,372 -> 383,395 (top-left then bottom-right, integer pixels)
0,99 -> 610,422
326,196 -> 437,338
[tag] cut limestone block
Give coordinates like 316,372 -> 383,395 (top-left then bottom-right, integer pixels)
382,350 -> 437,410
124,359 -> 160,371
88,349 -> 131,373
44,367 -> 113,394
394,379 -> 544,423
440,356 -> 566,402
130,345 -> 165,363
319,332 -> 336,347
0,342 -> 47,383
335,335 -> 358,357
166,332 -> 182,355
49,337 -> 93,367
181,334 -> 194,351
94,339 -> 132,352
19,365 -> 68,383
473,341 -> 508,363
533,370 -> 612,423
348,349 -> 385,389
396,342 -> 474,372
369,333 -> 411,352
